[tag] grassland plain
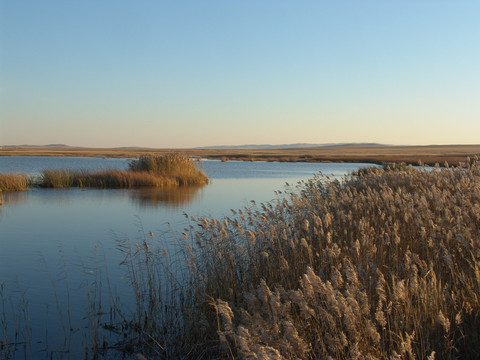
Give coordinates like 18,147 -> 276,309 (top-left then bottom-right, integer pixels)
2,144 -> 480,166
75,158 -> 479,359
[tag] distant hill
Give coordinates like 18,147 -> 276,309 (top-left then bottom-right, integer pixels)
195,143 -> 385,150
2,143 -> 386,150
2,144 -> 71,148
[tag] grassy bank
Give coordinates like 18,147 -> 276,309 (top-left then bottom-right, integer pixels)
37,154 -> 208,189
107,158 -> 480,359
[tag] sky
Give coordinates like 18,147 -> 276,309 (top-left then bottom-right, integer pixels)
1,1 -> 479,148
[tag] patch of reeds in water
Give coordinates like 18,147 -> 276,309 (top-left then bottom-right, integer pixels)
39,169 -> 178,188
40,154 -> 208,189
117,157 -> 480,359
0,174 -> 29,191
128,153 -> 208,186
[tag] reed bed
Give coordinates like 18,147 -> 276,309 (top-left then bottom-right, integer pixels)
39,169 -> 178,188
3,159 -> 480,359
118,158 -> 480,359
0,174 -> 28,191
129,153 -> 209,186
39,154 -> 208,189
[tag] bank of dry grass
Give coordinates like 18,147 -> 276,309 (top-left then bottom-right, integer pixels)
3,144 -> 480,166
40,169 -> 179,188
118,158 -> 480,359
0,174 -> 28,191
39,154 -> 208,189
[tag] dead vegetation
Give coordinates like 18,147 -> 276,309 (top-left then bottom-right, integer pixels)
167,157 -> 480,358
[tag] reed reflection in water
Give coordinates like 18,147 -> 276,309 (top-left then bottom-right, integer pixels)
0,189 -> 28,206
129,184 -> 206,209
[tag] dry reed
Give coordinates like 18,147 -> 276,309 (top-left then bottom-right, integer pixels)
40,169 -> 178,188
128,153 -> 209,186
40,154 -> 208,189
0,174 -> 28,191
4,158 -> 480,359
176,157 -> 480,359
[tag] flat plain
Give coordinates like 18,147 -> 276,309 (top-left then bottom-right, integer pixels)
2,144 -> 480,165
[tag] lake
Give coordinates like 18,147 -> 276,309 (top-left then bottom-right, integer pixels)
0,156 -> 375,358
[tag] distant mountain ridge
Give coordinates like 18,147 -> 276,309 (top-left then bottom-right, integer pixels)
2,143 -> 386,149
2,144 -> 71,148
195,143 -> 385,150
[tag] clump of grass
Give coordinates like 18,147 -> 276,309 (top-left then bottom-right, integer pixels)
128,153 -> 208,186
40,154 -> 208,189
0,174 -> 29,191
120,158 -> 480,359
39,170 -> 75,188
39,170 -> 177,189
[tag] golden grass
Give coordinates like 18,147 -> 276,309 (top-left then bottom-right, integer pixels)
2,144 -> 480,165
190,158 -> 480,359
0,174 -> 28,191
39,169 -> 178,188
37,154 -> 208,189
128,153 -> 209,186
3,155 -> 480,358
116,157 -> 480,358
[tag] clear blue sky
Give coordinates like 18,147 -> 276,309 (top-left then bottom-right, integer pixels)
1,1 -> 479,148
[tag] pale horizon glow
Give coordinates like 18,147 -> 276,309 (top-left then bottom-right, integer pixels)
1,1 -> 479,148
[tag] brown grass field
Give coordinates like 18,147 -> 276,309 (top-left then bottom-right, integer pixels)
2,144 -> 480,165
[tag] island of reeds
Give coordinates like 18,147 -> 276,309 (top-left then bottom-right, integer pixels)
0,154 -> 208,192
93,159 -> 480,359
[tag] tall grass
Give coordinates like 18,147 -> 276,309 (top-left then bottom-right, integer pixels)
4,159 -> 480,359
116,158 -> 480,359
40,169 -> 177,188
195,158 -> 480,359
0,174 -> 28,191
128,153 -> 208,186
40,154 -> 208,189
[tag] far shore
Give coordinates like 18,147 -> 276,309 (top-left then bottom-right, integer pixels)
2,144 -> 480,166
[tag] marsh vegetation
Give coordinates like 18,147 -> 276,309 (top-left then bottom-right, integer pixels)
64,158 -> 479,359
2,159 -> 480,359
0,174 -> 29,191
0,154 -> 208,191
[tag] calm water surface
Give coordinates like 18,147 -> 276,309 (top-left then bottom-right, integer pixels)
0,156 -> 375,358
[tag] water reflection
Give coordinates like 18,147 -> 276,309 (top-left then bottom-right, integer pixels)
129,185 -> 205,209
0,190 -> 28,205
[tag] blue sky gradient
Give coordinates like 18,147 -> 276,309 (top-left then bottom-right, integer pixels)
1,1 -> 479,147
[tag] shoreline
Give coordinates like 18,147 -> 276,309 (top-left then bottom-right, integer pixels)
2,144 -> 480,166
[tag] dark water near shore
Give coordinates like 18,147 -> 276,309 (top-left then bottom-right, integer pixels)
0,156 -> 375,358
